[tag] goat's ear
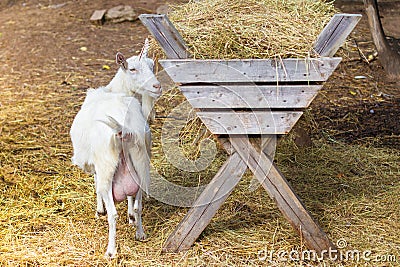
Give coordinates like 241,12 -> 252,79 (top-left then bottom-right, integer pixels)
116,52 -> 127,70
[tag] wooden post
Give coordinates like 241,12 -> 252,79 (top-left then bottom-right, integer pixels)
363,0 -> 400,77
139,14 -> 191,59
312,14 -> 361,57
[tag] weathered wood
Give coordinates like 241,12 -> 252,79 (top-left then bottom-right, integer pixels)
260,136 -> 276,158
363,0 -> 400,77
248,136 -> 277,191
180,84 -> 322,109
159,58 -> 341,83
229,136 -> 335,253
313,14 -> 362,57
139,14 -> 191,59
162,150 -> 248,252
196,111 -> 303,135
90,9 -> 107,25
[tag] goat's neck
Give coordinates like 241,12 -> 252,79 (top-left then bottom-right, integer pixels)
105,69 -> 137,96
141,94 -> 155,122
104,69 -> 155,122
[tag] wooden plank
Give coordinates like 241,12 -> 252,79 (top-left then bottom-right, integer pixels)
159,58 -> 341,83
139,14 -> 191,59
229,136 -> 335,253
248,136 -> 276,191
260,136 -> 276,158
163,150 -> 248,252
196,111 -> 303,135
313,14 -> 362,57
180,84 -> 322,109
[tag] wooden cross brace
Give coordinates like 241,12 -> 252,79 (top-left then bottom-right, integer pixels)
139,13 -> 361,254
162,135 -> 334,253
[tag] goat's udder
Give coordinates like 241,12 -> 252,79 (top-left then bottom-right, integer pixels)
112,151 -> 140,202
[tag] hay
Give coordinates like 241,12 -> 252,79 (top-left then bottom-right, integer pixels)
1,78 -> 400,266
2,75 -> 399,266
4,106 -> 400,267
153,0 -> 336,59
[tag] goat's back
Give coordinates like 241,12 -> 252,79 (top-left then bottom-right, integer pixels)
70,88 -> 148,173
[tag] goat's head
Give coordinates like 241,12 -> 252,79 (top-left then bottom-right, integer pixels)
115,39 -> 162,98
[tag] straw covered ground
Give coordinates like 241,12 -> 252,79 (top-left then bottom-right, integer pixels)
1,0 -> 400,266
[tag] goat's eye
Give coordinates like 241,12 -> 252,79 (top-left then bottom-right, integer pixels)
129,68 -> 137,72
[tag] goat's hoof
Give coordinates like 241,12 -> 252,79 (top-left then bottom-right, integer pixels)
135,231 -> 147,241
105,250 -> 117,259
128,215 -> 135,225
96,210 -> 107,219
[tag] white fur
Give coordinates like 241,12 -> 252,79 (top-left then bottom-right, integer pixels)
105,55 -> 160,121
70,41 -> 160,258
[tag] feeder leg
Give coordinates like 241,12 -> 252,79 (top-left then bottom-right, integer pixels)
230,136 -> 335,254
162,150 -> 247,252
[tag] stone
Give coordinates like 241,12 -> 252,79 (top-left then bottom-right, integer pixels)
156,5 -> 170,15
90,9 -> 107,25
105,5 -> 137,23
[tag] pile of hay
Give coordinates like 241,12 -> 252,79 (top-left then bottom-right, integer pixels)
155,0 -> 336,59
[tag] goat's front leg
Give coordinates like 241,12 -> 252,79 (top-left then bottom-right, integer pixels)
127,196 -> 135,225
98,181 -> 118,258
133,189 -> 146,240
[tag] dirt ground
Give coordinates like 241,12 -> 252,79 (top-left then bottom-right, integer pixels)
311,0 -> 400,148
0,0 -> 399,266
0,0 -> 398,148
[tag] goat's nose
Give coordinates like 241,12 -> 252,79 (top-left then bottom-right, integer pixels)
153,83 -> 162,94
153,83 -> 161,89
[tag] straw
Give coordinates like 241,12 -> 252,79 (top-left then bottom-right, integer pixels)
151,0 -> 336,59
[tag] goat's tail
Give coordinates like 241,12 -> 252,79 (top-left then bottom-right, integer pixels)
98,116 -> 123,134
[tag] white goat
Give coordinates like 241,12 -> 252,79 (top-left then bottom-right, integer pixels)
70,39 -> 161,258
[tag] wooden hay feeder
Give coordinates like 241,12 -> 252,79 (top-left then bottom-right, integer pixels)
140,13 -> 361,254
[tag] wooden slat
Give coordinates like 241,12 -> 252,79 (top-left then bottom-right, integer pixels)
163,149 -> 248,252
248,136 -> 277,191
139,14 -> 191,59
313,14 -> 362,57
229,136 -> 335,254
180,84 -> 322,109
196,111 -> 303,135
159,58 -> 341,83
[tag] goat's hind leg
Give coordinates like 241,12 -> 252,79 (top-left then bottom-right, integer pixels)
94,174 -> 106,218
96,172 -> 118,258
133,189 -> 146,240
102,188 -> 118,258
